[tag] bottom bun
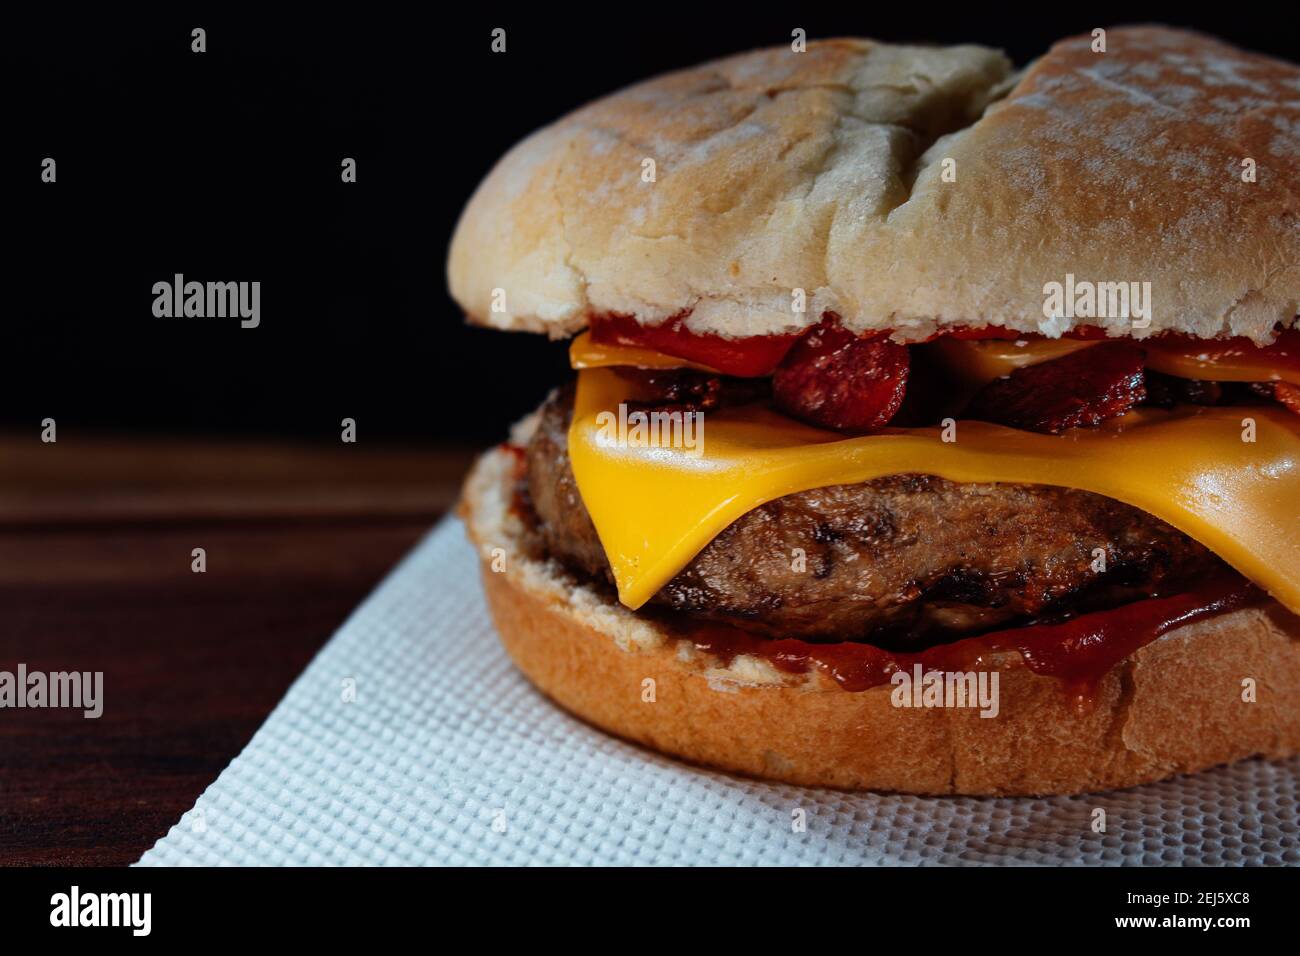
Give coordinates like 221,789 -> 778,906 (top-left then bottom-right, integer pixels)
460,442 -> 1300,796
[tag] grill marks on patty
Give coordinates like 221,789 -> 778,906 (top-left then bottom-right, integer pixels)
525,386 -> 1223,645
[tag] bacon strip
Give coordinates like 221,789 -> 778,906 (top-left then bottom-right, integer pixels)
772,323 -> 909,433
614,368 -> 770,413
964,341 -> 1147,434
1275,382 -> 1300,416
1255,381 -> 1300,417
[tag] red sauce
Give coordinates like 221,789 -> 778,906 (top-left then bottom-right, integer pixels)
590,314 -> 800,377
500,443 -> 530,519
499,442 -> 527,473
684,575 -> 1262,707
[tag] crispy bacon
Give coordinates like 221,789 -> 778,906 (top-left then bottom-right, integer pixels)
614,367 -> 770,413
1250,380 -> 1300,417
1275,382 -> 1300,416
1143,371 -> 1228,408
965,341 -> 1147,434
772,323 -> 910,433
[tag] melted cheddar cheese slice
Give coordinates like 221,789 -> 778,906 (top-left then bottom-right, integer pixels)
930,336 -> 1300,389
568,331 -> 720,372
568,367 -> 1300,614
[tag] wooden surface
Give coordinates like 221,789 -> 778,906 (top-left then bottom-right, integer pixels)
0,433 -> 475,866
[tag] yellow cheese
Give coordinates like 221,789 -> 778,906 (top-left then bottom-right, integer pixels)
928,337 -> 1096,388
927,336 -> 1300,389
568,331 -> 719,372
568,367 -> 1300,614
1145,341 -> 1300,386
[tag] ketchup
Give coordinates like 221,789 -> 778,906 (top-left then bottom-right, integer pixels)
499,442 -> 527,474
683,575 -> 1262,706
500,442 -> 530,519
589,314 -> 799,377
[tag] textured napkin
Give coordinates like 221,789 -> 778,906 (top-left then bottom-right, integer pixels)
138,518 -> 1300,866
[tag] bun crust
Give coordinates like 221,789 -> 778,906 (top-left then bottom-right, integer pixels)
461,444 -> 1300,796
449,26 -> 1299,346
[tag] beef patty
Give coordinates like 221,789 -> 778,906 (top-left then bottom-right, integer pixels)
524,385 -> 1222,645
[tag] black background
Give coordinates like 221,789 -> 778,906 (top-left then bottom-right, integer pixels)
9,9 -> 1293,443
0,864 -> 1282,940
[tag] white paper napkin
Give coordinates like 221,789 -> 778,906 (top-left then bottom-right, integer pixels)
137,518 -> 1300,866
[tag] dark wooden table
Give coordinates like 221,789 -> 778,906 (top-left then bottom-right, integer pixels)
0,434 -> 474,865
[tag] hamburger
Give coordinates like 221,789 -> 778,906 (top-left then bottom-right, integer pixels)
449,26 -> 1300,795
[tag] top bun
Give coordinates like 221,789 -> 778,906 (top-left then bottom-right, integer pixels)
448,26 -> 1300,345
